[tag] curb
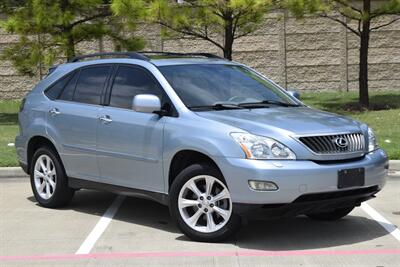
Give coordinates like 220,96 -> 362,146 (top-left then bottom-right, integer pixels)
1,160 -> 399,179
390,160 -> 400,171
0,167 -> 27,178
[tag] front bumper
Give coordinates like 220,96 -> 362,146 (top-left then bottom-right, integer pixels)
233,185 -> 379,217
216,149 -> 388,205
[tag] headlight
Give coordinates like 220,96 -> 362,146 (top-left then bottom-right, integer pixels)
231,133 -> 296,160
368,127 -> 378,152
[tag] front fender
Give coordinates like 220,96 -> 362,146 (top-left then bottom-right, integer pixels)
162,116 -> 246,191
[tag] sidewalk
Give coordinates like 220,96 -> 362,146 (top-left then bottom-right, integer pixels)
1,160 -> 399,178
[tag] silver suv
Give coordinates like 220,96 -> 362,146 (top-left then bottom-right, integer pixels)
16,52 -> 388,242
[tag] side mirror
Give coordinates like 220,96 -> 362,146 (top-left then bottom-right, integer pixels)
132,94 -> 161,114
287,90 -> 301,100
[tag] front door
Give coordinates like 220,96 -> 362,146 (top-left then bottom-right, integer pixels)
96,65 -> 166,192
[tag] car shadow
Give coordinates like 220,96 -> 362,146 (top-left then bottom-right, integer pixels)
234,216 -> 390,251
27,189 -> 391,251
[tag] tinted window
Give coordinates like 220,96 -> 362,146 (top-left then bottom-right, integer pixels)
73,66 -> 111,105
109,66 -> 163,109
45,73 -> 74,100
59,71 -> 79,101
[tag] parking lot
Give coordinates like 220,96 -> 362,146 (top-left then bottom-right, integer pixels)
1,173 -> 399,267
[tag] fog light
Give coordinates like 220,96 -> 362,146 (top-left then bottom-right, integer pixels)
248,180 -> 278,191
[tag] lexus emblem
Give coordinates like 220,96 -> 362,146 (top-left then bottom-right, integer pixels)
334,137 -> 348,148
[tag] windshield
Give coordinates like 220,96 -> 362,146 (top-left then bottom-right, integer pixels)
158,64 -> 298,109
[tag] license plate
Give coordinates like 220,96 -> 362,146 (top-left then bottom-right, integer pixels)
338,168 -> 365,189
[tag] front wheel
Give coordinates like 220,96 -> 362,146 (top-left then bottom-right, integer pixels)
170,164 -> 240,242
306,206 -> 354,221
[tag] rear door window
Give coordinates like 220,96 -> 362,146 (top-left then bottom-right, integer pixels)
73,66 -> 112,105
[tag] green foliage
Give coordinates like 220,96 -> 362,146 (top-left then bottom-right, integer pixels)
282,0 -> 324,17
0,0 -> 145,76
0,125 -> 19,167
113,0 -> 272,59
372,0 -> 400,16
0,0 -> 26,13
1,36 -> 41,76
111,0 -> 146,18
0,100 -> 20,167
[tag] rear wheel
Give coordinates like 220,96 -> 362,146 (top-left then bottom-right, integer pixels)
170,163 -> 240,242
30,147 -> 74,208
306,206 -> 354,221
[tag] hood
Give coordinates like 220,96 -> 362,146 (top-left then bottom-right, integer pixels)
195,107 -> 362,136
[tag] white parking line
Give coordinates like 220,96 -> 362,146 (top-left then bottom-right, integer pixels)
76,195 -> 125,254
361,202 -> 400,242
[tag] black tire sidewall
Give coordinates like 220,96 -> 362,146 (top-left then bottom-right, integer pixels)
169,163 -> 240,242
30,146 -> 73,208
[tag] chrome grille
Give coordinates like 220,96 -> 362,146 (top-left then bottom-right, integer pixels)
299,133 -> 365,154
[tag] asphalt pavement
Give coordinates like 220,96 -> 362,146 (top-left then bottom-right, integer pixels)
0,173 -> 399,267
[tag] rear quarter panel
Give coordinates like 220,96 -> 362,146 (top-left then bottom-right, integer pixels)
16,92 -> 50,165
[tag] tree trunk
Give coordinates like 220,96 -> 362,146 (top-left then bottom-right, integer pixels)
65,33 -> 75,61
223,13 -> 234,60
359,0 -> 371,108
60,0 -> 75,61
37,33 -> 43,79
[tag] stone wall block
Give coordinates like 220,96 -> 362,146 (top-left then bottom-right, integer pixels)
286,81 -> 341,90
286,33 -> 342,50
287,65 -> 343,82
348,63 -> 400,81
286,49 -> 342,66
348,47 -> 400,65
347,31 -> 400,49
233,35 -> 279,52
162,38 -> 221,53
285,17 -> 342,34
233,51 -> 279,68
0,34 -> 20,44
348,79 -> 400,91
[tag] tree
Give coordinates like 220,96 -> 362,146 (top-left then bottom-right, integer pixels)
283,0 -> 400,108
112,0 -> 272,60
0,0 -> 26,12
0,0 -> 145,77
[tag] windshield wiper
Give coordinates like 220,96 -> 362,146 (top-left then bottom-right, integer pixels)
238,100 -> 300,108
189,102 -> 245,111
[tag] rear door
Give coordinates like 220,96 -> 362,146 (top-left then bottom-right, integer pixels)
96,65 -> 167,191
46,65 -> 112,181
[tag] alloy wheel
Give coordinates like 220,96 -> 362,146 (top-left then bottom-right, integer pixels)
178,175 -> 232,233
33,155 -> 57,200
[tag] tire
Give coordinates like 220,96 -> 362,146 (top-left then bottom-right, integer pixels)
306,206 -> 354,221
30,146 -> 74,208
169,163 -> 241,242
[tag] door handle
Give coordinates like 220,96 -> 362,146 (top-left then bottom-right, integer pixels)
99,115 -> 112,124
49,108 -> 60,116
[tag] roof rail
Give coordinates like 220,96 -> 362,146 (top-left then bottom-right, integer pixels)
69,52 -> 150,63
68,51 -> 225,63
139,51 -> 224,59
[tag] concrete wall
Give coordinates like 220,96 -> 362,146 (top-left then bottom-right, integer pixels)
1,11 -> 399,99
